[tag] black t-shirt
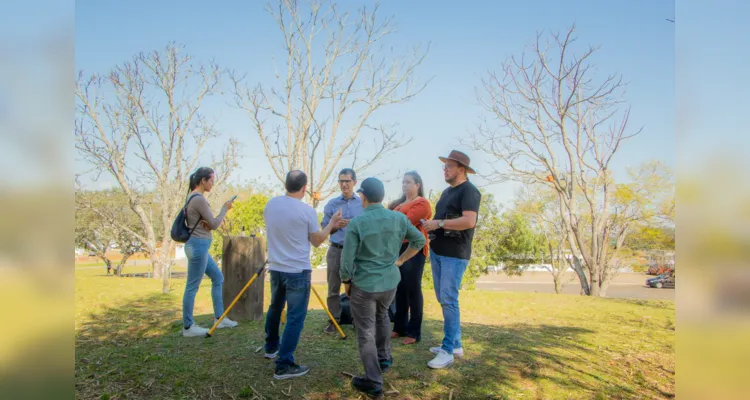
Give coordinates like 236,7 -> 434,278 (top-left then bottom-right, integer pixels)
431,180 -> 482,260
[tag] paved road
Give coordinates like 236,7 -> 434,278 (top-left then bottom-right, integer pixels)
309,270 -> 674,301
77,260 -> 673,301
473,279 -> 674,301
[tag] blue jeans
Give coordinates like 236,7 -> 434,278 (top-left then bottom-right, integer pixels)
264,270 -> 311,368
182,237 -> 225,328
430,251 -> 469,355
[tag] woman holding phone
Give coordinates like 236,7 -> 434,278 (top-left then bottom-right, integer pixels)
181,167 -> 238,337
388,171 -> 432,344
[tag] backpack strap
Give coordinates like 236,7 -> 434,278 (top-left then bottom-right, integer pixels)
184,193 -> 201,208
184,193 -> 204,234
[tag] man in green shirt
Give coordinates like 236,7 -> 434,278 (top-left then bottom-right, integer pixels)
340,177 -> 426,398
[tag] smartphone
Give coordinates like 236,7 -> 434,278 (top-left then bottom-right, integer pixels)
230,195 -> 238,202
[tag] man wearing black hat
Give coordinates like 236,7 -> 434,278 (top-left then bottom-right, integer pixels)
422,150 -> 482,369
340,177 -> 426,398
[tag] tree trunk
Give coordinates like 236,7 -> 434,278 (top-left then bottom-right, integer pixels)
115,253 -> 132,277
150,253 -> 162,278
589,271 -> 601,297
222,235 -> 266,321
599,281 -> 609,297
159,239 -> 173,294
571,256 -> 590,295
553,275 -> 562,294
103,258 -> 112,275
598,268 -> 613,297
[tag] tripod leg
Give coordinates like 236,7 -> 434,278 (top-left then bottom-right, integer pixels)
310,286 -> 346,339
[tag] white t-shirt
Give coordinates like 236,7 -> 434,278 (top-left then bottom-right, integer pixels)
264,195 -> 320,273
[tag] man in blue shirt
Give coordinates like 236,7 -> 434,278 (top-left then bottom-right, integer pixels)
320,168 -> 364,334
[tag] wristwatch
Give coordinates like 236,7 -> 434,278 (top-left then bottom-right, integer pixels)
438,220 -> 445,228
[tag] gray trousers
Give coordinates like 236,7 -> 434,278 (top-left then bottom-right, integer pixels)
350,285 -> 397,385
326,245 -> 343,320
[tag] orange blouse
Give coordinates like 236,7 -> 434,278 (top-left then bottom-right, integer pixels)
394,197 -> 433,256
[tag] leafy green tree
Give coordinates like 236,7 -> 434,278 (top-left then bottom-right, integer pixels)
310,212 -> 328,269
608,160 -> 675,274
210,193 -> 270,259
461,192 -> 504,289
424,190 -> 541,290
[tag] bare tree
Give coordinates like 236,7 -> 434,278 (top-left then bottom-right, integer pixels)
232,0 -> 430,207
75,43 -> 240,293
467,25 -> 642,296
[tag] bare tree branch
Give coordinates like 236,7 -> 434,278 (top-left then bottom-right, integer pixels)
233,0 -> 430,207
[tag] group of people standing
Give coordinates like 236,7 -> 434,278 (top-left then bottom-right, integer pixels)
177,149 -> 481,399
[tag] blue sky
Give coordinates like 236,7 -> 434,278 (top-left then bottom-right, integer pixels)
74,0 -> 676,207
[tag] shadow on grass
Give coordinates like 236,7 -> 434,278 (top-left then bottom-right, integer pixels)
75,293 -> 673,400
616,298 -> 675,310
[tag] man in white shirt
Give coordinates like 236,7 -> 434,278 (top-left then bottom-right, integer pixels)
263,170 -> 341,380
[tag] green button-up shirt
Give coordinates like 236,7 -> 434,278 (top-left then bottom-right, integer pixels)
340,204 -> 426,293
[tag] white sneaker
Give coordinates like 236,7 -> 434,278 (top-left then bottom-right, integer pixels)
182,325 -> 209,337
215,317 -> 238,329
430,346 -> 464,357
428,349 -> 455,369
264,350 -> 279,359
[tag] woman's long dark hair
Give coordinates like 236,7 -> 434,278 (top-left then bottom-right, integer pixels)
188,167 -> 215,194
388,171 -> 425,210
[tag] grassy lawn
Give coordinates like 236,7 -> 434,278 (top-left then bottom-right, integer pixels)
75,267 -> 675,399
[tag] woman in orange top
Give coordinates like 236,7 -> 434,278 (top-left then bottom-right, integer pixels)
388,171 -> 432,344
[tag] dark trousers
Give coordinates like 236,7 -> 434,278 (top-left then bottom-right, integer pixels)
392,243 -> 425,341
326,245 -> 343,320
350,285 -> 397,385
264,270 -> 311,368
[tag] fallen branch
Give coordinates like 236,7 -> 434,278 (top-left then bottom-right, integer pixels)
385,382 -> 400,396
281,383 -> 292,397
249,385 -> 264,400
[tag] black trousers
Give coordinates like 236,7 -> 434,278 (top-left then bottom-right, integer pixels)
392,243 -> 426,341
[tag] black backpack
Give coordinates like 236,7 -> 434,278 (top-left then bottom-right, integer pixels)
339,293 -> 354,325
170,193 -> 202,243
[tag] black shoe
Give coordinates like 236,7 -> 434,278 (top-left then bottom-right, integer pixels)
273,364 -> 310,380
379,356 -> 393,373
351,377 -> 383,398
323,322 -> 336,334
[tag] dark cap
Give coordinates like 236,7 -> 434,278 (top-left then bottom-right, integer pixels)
356,177 -> 385,203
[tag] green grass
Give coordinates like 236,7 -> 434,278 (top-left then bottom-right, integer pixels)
75,267 -> 674,399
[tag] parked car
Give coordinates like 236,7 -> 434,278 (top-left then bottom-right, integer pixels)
647,272 -> 675,289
